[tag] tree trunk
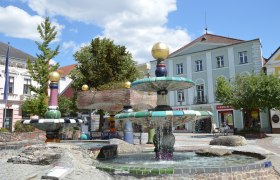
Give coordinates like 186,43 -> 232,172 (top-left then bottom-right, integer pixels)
244,109 -> 253,128
98,110 -> 105,132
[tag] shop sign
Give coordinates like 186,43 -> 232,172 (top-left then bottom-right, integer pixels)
272,114 -> 280,123
173,107 -> 188,110
216,105 -> 233,110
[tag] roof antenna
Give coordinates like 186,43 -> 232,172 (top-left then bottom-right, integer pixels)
204,12 -> 208,34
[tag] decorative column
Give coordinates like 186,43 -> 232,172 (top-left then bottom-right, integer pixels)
44,71 -> 61,142
151,42 -> 175,160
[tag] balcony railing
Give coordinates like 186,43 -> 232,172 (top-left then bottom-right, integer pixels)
20,94 -> 31,101
1,93 -> 19,101
193,95 -> 208,104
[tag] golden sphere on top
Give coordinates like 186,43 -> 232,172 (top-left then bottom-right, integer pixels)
49,71 -> 60,82
124,81 -> 131,89
82,84 -> 89,91
151,42 -> 169,60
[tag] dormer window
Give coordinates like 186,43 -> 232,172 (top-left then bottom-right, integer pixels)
201,36 -> 207,41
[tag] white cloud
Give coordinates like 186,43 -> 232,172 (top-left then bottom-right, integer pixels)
62,41 -> 90,54
69,28 -> 78,33
49,59 -> 57,65
62,41 -> 77,51
0,5 -> 64,41
27,0 -> 191,63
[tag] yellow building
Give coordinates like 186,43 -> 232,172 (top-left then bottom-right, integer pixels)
265,46 -> 280,133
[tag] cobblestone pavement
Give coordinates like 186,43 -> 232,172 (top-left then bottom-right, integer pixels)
0,133 -> 280,179
0,149 -> 51,180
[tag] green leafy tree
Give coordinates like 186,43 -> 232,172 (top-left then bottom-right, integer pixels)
25,17 -> 60,117
21,95 -> 48,118
70,37 -> 138,90
58,96 -> 74,117
21,95 -> 75,118
70,37 -> 139,131
27,17 -> 60,95
215,73 -> 280,127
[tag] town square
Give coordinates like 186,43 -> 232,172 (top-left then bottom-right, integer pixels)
0,0 -> 280,179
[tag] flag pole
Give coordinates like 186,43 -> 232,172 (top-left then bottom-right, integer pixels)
3,42 -> 10,130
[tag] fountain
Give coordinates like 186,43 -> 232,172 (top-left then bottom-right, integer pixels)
93,43 -> 275,179
22,71 -> 83,142
115,42 -> 213,160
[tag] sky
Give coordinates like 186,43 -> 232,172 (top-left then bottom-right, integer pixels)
0,0 -> 279,67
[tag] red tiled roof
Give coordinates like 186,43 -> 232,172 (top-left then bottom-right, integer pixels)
58,64 -> 76,77
169,33 -> 244,57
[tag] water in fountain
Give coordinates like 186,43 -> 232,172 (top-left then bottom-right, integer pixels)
99,151 -> 262,168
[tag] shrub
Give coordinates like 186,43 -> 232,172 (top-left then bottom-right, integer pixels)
14,120 -> 35,132
0,128 -> 9,132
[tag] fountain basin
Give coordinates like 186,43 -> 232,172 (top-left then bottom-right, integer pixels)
22,118 -> 83,131
96,151 -> 271,176
131,76 -> 194,92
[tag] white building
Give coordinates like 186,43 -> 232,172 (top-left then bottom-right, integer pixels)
150,33 -> 271,133
0,42 -> 37,131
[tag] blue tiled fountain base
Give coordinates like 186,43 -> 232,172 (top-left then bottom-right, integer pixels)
96,160 -> 272,176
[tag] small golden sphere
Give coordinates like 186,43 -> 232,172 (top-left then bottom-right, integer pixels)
151,42 -> 169,60
49,71 -> 60,82
82,84 -> 89,91
124,81 -> 131,89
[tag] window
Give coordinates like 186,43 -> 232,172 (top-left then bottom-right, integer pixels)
176,63 -> 183,74
216,56 -> 224,68
195,60 -> 203,71
239,51 -> 248,64
196,84 -> 204,102
177,90 -> 185,102
23,78 -> 31,95
9,77 -> 14,94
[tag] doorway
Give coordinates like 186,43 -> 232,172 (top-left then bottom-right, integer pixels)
218,110 -> 234,129
3,109 -> 13,131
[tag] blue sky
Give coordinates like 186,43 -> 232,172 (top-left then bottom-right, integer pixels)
0,0 -> 279,67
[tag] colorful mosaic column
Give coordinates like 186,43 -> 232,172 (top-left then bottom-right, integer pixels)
44,71 -> 61,142
152,42 -> 175,160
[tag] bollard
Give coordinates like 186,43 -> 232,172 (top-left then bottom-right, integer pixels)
147,128 -> 155,144
123,121 -> 134,144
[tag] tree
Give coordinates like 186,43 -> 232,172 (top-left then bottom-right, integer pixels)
70,37 -> 139,131
27,17 -> 59,95
25,17 -> 60,117
58,96 -> 74,117
70,37 -> 138,90
215,73 -> 280,128
21,96 -> 48,118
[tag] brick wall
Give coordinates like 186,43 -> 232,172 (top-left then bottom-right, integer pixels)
77,89 -> 157,111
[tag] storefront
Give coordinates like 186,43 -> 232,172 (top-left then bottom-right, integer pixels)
216,105 -> 234,129
242,109 -> 260,129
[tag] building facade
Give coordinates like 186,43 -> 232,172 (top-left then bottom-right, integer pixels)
150,33 -> 271,133
264,47 -> 280,133
0,42 -> 37,131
